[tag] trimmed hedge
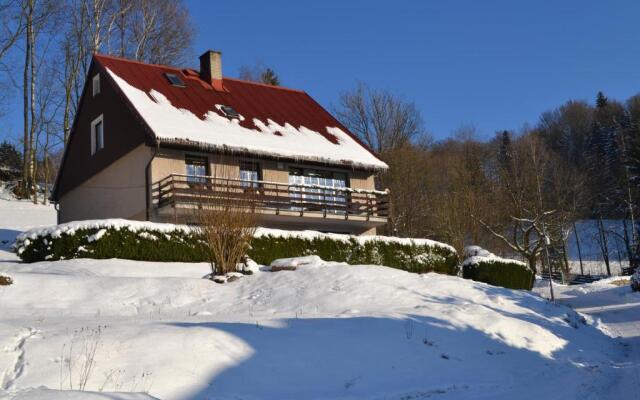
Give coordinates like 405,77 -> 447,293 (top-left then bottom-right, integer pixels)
462,250 -> 534,290
15,221 -> 459,275
249,234 -> 459,275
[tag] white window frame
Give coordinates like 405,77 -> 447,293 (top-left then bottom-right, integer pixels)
90,114 -> 104,155
92,73 -> 100,96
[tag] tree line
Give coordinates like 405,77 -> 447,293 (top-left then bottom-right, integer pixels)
334,85 -> 640,277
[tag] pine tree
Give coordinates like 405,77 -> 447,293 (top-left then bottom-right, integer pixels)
626,125 -> 640,185
0,141 -> 22,180
596,91 -> 608,109
497,131 -> 513,171
260,68 -> 280,86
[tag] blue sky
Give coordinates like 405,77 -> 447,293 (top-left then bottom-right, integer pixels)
186,0 -> 640,140
2,1 -> 639,143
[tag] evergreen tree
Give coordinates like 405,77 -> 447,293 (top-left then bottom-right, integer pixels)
627,128 -> 640,185
0,141 -> 22,180
497,130 -> 513,170
596,91 -> 608,109
260,68 -> 280,86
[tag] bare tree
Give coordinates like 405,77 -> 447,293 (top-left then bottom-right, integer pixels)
334,82 -> 425,153
475,133 -> 554,273
59,0 -> 193,147
0,1 -> 25,63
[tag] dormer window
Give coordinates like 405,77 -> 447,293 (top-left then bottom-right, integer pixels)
219,105 -> 239,119
92,74 -> 100,96
164,72 -> 185,87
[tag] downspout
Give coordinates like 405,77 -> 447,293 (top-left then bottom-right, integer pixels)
145,141 -> 160,221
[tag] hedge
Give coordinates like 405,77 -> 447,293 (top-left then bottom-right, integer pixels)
15,219 -> 459,275
462,246 -> 534,290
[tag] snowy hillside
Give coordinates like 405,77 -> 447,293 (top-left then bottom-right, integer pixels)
0,197 -> 638,399
566,220 -> 633,275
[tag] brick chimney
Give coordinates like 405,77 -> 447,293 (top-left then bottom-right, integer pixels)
199,50 -> 224,91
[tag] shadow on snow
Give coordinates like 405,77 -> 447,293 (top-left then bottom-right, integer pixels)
164,290 -> 625,400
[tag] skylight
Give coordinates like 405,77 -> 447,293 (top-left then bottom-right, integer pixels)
219,105 -> 240,119
164,72 -> 185,87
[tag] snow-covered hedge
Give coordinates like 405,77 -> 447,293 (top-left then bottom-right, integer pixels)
461,246 -> 534,290
14,219 -> 459,275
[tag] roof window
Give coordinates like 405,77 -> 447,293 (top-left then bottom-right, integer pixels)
219,105 -> 240,119
164,72 -> 185,87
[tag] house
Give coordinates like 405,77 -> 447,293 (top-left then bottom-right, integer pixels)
52,51 -> 389,235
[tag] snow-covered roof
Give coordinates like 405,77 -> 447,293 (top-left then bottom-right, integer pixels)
95,54 -> 388,170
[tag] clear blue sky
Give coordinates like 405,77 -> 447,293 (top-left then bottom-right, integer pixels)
2,1 -> 638,143
186,0 -> 640,140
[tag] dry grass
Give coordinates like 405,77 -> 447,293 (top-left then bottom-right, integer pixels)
0,275 -> 13,285
608,279 -> 631,287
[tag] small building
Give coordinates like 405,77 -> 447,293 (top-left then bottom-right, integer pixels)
52,51 -> 389,235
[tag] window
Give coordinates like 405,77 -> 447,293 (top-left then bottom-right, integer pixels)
164,72 -> 186,87
288,167 -> 348,212
185,155 -> 208,184
239,161 -> 261,188
92,74 -> 100,96
220,105 -> 240,119
90,115 -> 104,155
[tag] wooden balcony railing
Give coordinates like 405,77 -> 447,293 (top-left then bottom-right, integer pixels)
152,174 -> 389,219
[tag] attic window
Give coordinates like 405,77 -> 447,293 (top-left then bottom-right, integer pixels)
92,74 -> 100,96
219,105 -> 240,119
164,72 -> 185,87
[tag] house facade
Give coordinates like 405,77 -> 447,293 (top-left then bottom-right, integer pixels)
52,51 -> 389,235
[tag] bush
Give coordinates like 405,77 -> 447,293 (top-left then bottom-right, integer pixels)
632,269 -> 640,292
14,219 -> 459,275
250,232 -> 459,275
0,275 -> 13,286
462,246 -> 534,290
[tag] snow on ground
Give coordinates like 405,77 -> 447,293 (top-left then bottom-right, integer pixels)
534,277 -> 640,398
1,198 -> 639,399
0,193 -> 56,261
566,220 -> 633,275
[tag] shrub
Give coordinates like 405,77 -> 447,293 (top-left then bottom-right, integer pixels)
462,246 -> 534,290
14,219 -> 459,275
250,232 -> 459,275
0,275 -> 13,286
632,269 -> 640,292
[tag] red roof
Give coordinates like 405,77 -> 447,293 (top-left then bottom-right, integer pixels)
94,54 -> 380,161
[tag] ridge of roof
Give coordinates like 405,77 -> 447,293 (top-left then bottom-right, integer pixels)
94,53 -> 306,94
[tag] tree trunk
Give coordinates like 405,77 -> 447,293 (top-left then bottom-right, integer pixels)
28,2 -> 37,205
42,122 -> 49,205
573,221 -> 584,275
597,216 -> 611,276
527,254 -> 537,274
21,0 -> 33,198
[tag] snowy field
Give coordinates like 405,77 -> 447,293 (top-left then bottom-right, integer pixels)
0,197 -> 639,399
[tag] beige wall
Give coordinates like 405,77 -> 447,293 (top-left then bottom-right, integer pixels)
349,170 -> 376,190
150,149 -> 377,190
58,144 -> 152,223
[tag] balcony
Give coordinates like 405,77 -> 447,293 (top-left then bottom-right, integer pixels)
151,174 -> 389,232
